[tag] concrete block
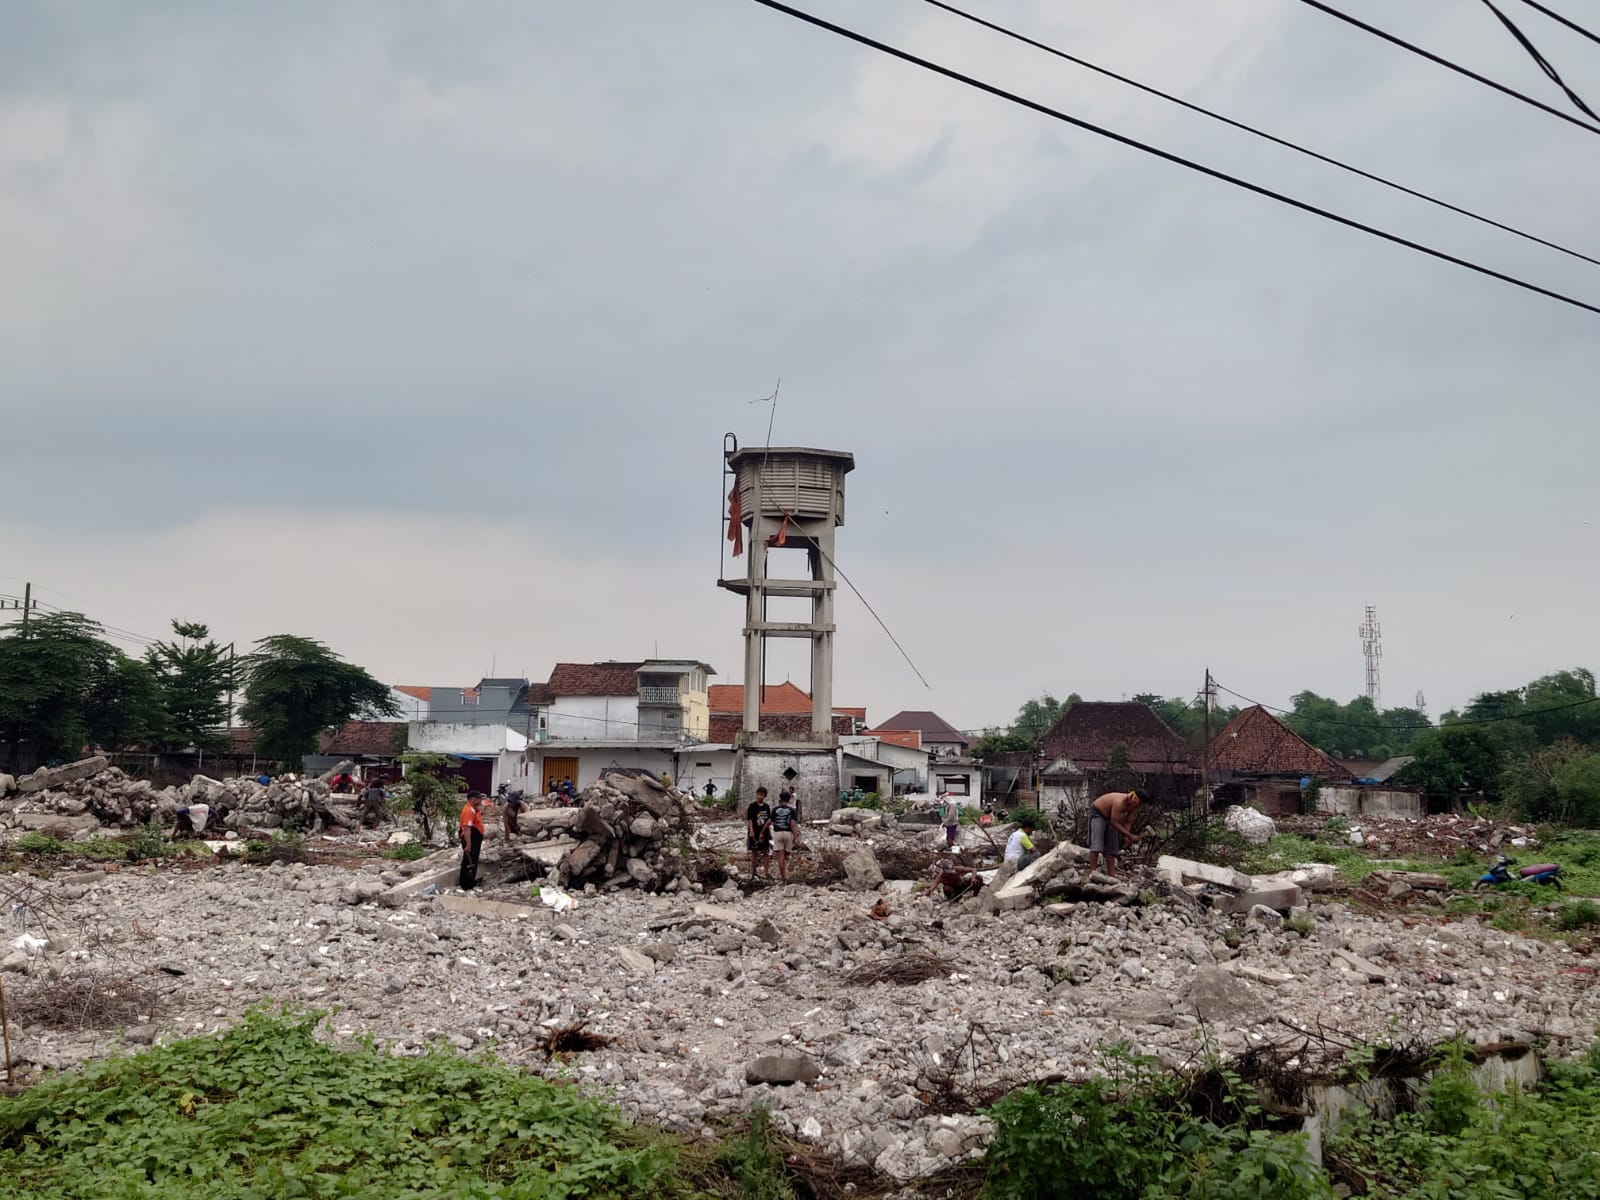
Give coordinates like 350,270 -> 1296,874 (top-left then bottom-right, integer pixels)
18,756 -> 108,794
378,847 -> 465,908
1219,884 -> 1303,914
436,894 -> 538,920
1331,947 -> 1388,982
520,838 -> 580,868
1158,855 -> 1254,891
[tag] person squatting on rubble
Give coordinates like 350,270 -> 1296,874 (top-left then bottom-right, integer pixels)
1088,787 -> 1148,878
746,786 -> 773,879
929,858 -> 982,900
940,793 -> 962,848
171,803 -> 213,838
359,779 -> 388,829
458,790 -> 488,890
769,789 -> 799,883
1004,819 -> 1039,870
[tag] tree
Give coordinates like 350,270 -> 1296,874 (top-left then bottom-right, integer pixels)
973,728 -> 1033,757
1521,669 -> 1600,746
85,653 -> 165,752
1393,725 -> 1503,802
240,635 -> 399,765
1133,694 -> 1240,742
146,620 -> 233,751
1502,740 -> 1600,824
399,752 -> 466,825
1009,693 -> 1081,746
0,611 -> 126,768
1100,742 -> 1143,793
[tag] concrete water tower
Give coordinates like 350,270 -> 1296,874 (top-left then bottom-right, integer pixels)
720,443 -> 855,813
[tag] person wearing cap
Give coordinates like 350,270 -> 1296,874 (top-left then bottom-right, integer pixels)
458,791 -> 488,890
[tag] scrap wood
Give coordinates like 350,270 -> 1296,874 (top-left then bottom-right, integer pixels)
845,951 -> 955,986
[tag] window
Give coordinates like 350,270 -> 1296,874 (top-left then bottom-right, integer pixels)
937,774 -> 970,796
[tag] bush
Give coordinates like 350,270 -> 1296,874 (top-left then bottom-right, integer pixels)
385,841 -> 427,862
12,832 -> 70,855
1557,899 -> 1600,931
124,824 -> 176,862
983,1049 -> 1331,1200
0,1008 -> 680,1199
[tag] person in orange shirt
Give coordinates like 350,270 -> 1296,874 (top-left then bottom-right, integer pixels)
458,790 -> 488,890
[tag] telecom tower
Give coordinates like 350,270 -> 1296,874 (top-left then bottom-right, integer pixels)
1359,605 -> 1382,709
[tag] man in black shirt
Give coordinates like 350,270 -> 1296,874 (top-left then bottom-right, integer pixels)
745,786 -> 773,879
769,791 -> 798,883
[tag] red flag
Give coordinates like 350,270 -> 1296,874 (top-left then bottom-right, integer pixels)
767,510 -> 790,548
727,483 -> 744,557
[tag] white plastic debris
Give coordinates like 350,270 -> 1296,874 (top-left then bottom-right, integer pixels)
386,831 -> 415,846
10,933 -> 47,956
539,886 -> 577,913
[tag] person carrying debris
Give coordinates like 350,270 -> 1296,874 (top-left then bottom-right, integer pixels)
769,790 -> 799,883
1088,788 -> 1148,878
746,786 -> 773,879
940,794 -> 962,848
1004,820 -> 1039,870
171,803 -> 211,838
458,790 -> 488,890
360,780 -> 388,828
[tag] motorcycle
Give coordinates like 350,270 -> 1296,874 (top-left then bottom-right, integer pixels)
1474,854 -> 1563,890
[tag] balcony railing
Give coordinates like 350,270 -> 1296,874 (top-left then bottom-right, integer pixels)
638,685 -> 681,706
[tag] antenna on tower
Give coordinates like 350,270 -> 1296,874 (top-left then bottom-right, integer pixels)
1359,606 -> 1382,709
1415,689 -> 1426,717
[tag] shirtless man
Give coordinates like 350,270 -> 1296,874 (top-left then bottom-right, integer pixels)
1088,788 -> 1149,877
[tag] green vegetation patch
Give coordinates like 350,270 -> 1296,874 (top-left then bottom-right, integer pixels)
0,1009 -> 678,1200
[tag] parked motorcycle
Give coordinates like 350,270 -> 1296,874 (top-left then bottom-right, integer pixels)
1474,854 -> 1563,890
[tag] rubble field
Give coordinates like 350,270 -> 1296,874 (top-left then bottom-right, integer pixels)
2,762 -> 1599,1182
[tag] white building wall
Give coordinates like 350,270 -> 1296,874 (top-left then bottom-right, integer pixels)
546,695 -> 640,741
408,722 -> 529,756
675,748 -> 737,797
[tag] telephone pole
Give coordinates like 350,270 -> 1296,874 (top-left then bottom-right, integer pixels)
1199,667 -> 1214,815
1,583 -> 31,627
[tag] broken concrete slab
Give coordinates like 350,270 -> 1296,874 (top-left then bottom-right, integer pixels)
745,1052 -> 821,1086
18,756 -> 108,795
617,946 -> 654,975
1251,864 -> 1338,892
843,847 -> 884,891
436,894 -> 538,920
1157,855 -> 1254,892
1187,965 -> 1271,1025
1332,947 -> 1389,983
983,843 -> 1093,910
1219,884 -> 1304,914
378,847 -> 466,908
519,838 -> 580,868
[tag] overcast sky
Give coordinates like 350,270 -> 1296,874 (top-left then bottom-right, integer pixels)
3,0 -> 1597,732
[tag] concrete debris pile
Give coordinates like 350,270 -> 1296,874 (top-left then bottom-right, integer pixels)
0,755 -> 363,839
1158,853 -> 1339,916
515,771 -> 697,893
978,843 -> 1143,913
826,806 -> 888,837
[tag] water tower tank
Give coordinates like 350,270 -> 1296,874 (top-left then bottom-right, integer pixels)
727,447 -> 854,526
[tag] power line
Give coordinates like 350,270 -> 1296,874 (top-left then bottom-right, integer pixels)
1514,0 -> 1600,48
917,0 -> 1600,269
744,0 -> 1600,318
1478,0 -> 1598,119
1290,0 -> 1600,136
1213,679 -> 1600,733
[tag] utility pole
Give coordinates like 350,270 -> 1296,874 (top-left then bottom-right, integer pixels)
1199,668 -> 1213,816
2,584 -> 31,627
226,643 -> 236,731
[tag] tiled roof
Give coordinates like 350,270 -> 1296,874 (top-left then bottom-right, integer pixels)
320,721 -> 409,757
708,683 -> 865,726
1039,702 -> 1192,771
524,682 -> 556,706
1209,707 -> 1351,778
394,685 -> 432,702
874,730 -> 923,749
547,662 -> 645,697
872,711 -> 969,748
706,712 -> 854,744
709,681 -> 813,714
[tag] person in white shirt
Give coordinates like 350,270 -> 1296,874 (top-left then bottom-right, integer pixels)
1003,820 -> 1039,870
